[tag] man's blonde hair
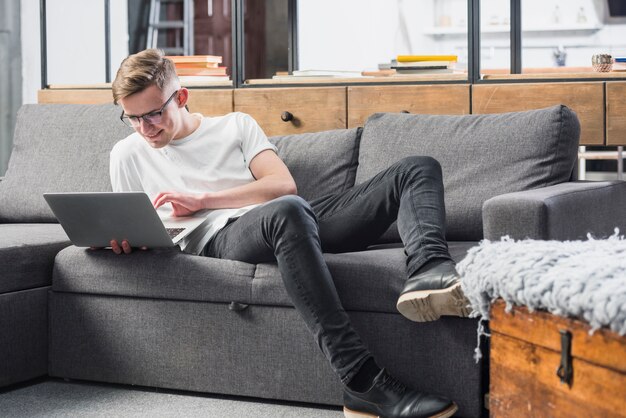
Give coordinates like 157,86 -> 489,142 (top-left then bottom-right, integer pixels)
112,49 -> 177,104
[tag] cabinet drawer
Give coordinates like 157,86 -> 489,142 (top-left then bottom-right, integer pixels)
606,82 -> 626,146
187,89 -> 233,116
348,85 -> 470,128
234,87 -> 347,136
472,83 -> 605,146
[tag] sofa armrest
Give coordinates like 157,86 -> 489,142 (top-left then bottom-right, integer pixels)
482,181 -> 626,240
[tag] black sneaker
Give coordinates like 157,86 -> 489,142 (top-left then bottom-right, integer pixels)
396,260 -> 471,322
343,368 -> 458,418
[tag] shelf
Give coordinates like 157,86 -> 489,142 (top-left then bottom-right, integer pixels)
47,80 -> 234,89
245,74 -> 468,85
423,24 -> 602,37
482,71 -> 626,80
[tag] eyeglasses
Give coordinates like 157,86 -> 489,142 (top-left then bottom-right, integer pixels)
120,90 -> 179,128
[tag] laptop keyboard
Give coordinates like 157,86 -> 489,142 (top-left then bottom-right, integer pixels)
166,227 -> 186,239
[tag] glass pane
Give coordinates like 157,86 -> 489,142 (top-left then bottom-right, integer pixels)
296,0 -> 468,81
110,0 -> 130,79
193,0 -> 233,79
46,0 -> 129,85
480,0 -> 511,76
47,0 -> 107,85
244,0 -> 289,80
521,0 -> 626,75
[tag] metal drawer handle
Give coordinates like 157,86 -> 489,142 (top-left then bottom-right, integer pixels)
281,111 -> 294,122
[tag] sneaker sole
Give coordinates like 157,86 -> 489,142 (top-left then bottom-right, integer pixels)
396,282 -> 471,322
343,403 -> 458,418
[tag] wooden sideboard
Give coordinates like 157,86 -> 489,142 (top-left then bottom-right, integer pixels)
38,81 -> 626,145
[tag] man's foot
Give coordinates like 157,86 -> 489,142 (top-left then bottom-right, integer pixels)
396,259 -> 471,322
343,368 -> 457,418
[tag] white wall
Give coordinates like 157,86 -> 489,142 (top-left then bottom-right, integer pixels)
298,0 -> 439,72
298,0 -> 626,72
21,0 -> 128,104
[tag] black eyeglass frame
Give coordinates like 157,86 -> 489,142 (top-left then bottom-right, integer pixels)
120,90 -> 179,127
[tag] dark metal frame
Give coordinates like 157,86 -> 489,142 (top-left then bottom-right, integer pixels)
287,0 -> 298,73
468,0 -> 481,84
231,0 -> 245,88
39,0 -> 47,89
105,0 -> 111,83
38,0 -> 626,90
510,0 -> 522,74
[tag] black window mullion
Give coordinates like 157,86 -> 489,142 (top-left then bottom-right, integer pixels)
40,0 -> 48,89
231,0 -> 245,88
468,0 -> 481,83
105,0 -> 111,83
287,0 -> 298,73
511,0 -> 522,74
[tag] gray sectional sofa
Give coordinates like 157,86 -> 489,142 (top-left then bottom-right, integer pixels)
2,103 -> 625,418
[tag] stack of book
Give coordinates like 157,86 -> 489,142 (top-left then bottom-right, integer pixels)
613,57 -> 626,72
381,55 -> 458,75
165,55 -> 229,82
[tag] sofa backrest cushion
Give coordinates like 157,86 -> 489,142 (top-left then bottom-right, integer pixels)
269,128 -> 361,202
0,104 -> 133,223
356,105 -> 580,241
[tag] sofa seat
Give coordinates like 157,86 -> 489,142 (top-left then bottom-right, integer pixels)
50,242 -> 484,415
0,223 -> 69,387
1,224 -> 70,294
52,242 -> 477,313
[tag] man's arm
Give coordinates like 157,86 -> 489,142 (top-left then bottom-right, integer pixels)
153,149 -> 297,216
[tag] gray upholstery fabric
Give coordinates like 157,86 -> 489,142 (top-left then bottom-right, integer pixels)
0,104 -> 133,223
52,242 -> 476,313
483,180 -> 626,240
0,287 -> 48,387
357,105 -> 580,241
254,241 -> 477,313
53,246 -> 255,304
49,292 -> 484,417
269,128 -> 361,202
0,224 -> 70,294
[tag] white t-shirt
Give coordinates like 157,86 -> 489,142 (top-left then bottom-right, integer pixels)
110,112 -> 277,255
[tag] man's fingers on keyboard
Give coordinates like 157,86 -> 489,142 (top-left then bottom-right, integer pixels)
111,240 -> 122,255
121,240 -> 132,254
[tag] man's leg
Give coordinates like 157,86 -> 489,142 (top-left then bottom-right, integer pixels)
203,194 -> 456,418
310,156 -> 470,322
203,195 -> 371,384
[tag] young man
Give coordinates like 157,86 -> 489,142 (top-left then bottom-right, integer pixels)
109,49 -> 469,418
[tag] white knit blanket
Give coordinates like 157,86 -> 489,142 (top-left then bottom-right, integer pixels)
457,230 -> 626,337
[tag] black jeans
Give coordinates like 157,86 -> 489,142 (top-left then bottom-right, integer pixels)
202,156 -> 452,384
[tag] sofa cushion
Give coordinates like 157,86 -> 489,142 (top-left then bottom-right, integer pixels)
269,128 -> 361,202
0,224 -> 70,294
356,105 -> 580,241
52,241 -> 476,313
53,246 -> 256,303
254,241 -> 476,313
0,104 -> 133,223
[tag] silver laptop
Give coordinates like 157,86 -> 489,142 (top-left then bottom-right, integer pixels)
43,192 -> 209,248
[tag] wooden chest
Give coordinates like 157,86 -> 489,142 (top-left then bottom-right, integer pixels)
489,300 -> 626,417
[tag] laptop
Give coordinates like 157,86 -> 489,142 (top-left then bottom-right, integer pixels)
43,192 -> 210,248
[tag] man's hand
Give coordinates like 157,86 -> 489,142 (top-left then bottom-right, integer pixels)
153,192 -> 206,217
89,240 -> 148,254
